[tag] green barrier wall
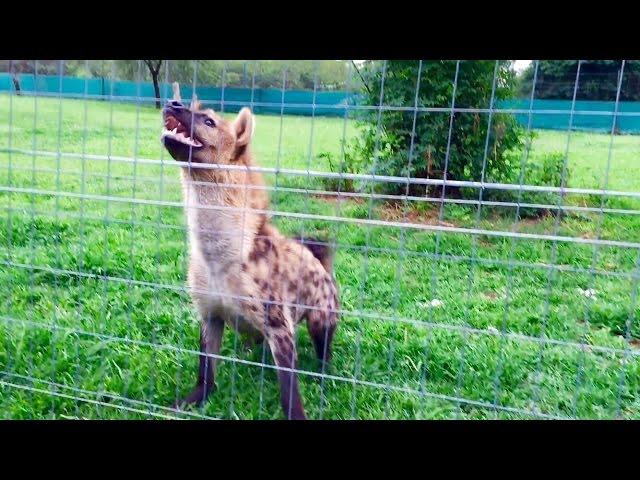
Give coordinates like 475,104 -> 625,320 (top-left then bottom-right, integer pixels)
2,74 -> 639,132
0,73 -> 358,117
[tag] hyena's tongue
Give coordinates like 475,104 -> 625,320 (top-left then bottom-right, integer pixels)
165,116 -> 179,130
176,122 -> 189,135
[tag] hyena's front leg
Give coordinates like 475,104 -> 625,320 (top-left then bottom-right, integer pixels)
174,314 -> 224,409
263,302 -> 306,420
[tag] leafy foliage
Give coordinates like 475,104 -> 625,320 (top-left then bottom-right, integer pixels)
0,60 -> 351,91
517,60 -> 640,101
480,150 -> 568,218
348,61 -> 525,196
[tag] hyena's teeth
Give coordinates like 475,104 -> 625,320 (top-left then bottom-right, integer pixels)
172,128 -> 178,134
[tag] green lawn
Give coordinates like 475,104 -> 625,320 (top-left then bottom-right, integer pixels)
1,93 -> 639,419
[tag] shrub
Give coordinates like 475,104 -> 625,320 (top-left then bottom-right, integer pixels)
317,140 -> 367,193
483,151 -> 569,218
349,61 -> 525,197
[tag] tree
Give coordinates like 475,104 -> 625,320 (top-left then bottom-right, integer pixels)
348,60 -> 524,197
8,60 -> 21,95
143,60 -> 163,109
517,60 -> 640,101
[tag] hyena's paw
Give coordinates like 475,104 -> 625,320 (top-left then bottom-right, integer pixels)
171,384 -> 216,411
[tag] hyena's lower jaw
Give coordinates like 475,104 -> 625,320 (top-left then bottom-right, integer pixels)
162,136 -> 204,163
161,127 -> 203,148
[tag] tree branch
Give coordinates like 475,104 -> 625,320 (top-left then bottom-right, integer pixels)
351,60 -> 372,96
143,60 -> 162,76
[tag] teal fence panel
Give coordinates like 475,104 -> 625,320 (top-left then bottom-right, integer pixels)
497,99 -> 640,133
1,73 -> 639,130
618,102 -> 640,132
105,79 -> 158,101
196,87 -> 254,113
0,74 -> 11,90
0,73 -> 359,117
2,74 -> 103,96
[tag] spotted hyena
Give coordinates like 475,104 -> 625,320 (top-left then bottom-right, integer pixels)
161,83 -> 339,420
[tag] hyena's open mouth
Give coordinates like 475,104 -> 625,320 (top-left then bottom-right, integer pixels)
161,114 -> 203,148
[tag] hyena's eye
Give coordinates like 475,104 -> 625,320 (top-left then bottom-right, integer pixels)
204,118 -> 216,128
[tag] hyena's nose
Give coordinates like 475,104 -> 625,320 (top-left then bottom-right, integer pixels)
169,100 -> 184,109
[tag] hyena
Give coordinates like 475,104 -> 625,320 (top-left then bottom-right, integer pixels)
161,83 -> 339,420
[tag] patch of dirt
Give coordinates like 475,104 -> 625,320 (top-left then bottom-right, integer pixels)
312,194 -> 365,205
375,201 -> 457,227
482,211 -> 550,234
478,237 -> 494,247
482,291 -> 500,300
506,216 -> 552,234
630,339 -> 640,350
313,195 -> 460,227
516,217 -> 544,229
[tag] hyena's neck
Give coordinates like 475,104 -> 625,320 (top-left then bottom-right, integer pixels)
180,166 -> 270,267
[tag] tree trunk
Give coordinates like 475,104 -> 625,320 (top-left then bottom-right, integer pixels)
151,71 -> 161,109
9,60 -> 21,95
143,60 -> 163,109
12,74 -> 21,95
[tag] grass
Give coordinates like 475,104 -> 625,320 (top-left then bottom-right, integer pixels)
0,93 -> 639,419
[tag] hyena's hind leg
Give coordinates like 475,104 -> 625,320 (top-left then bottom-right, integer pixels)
260,301 -> 306,420
306,307 -> 338,368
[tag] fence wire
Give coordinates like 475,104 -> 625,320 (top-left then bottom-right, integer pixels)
1,60 -> 639,420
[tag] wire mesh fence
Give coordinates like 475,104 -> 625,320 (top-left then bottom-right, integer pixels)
0,60 -> 639,419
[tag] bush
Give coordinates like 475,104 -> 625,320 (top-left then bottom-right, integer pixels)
349,61 -> 525,197
317,140 -> 366,193
482,151 -> 569,218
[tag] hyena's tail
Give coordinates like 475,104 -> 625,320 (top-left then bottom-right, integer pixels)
297,237 -> 334,273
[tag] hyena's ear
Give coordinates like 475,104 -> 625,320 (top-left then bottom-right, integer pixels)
190,92 -> 201,111
172,82 -> 181,102
233,107 -> 255,146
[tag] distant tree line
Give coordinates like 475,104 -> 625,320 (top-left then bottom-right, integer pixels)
1,60 -> 355,109
517,60 -> 640,101
0,60 -> 352,90
5,60 -> 639,102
